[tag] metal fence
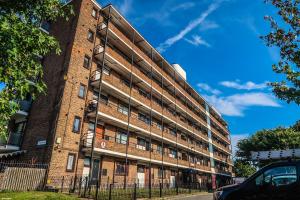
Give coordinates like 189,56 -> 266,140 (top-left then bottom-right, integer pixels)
45,176 -> 209,200
0,162 -> 209,199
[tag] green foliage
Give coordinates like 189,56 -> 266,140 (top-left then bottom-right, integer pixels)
0,191 -> 79,200
234,160 -> 256,178
262,0 -> 300,104
0,0 -> 73,140
235,121 -> 300,167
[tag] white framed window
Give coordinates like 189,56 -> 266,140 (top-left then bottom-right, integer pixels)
66,153 -> 76,171
78,84 -> 86,98
118,104 -> 129,115
92,8 -> 97,18
116,132 -> 127,144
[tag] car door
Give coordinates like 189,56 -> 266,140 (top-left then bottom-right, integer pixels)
233,164 -> 299,200
259,165 -> 298,200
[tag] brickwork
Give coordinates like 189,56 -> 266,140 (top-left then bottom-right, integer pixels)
6,0 -> 232,188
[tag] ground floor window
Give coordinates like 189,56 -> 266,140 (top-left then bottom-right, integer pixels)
66,153 -> 76,172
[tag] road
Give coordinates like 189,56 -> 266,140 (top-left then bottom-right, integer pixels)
169,193 -> 213,200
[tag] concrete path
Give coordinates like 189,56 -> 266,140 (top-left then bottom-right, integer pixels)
154,193 -> 213,200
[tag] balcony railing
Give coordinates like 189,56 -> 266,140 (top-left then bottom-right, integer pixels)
96,23 -> 229,135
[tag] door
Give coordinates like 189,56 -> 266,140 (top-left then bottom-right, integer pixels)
91,159 -> 100,185
170,176 -> 176,188
137,166 -> 145,188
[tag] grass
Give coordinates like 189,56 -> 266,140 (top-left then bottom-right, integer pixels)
0,191 -> 79,200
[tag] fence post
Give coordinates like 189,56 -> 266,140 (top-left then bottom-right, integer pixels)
109,183 -> 113,200
176,183 -> 178,195
61,176 -> 64,193
78,177 -> 82,197
69,176 -> 73,194
159,183 -> 162,197
133,183 -> 137,200
84,177 -> 88,198
189,182 -> 191,194
73,176 -> 77,193
95,180 -> 99,200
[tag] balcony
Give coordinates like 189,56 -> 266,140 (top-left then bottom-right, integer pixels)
0,132 -> 22,152
97,22 -> 215,128
86,100 -> 211,159
92,46 -> 217,145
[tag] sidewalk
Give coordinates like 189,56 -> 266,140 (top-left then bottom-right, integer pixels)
138,192 -> 212,200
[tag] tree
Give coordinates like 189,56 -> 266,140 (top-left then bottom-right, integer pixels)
235,121 -> 300,167
0,1 -> 73,140
262,0 -> 300,104
234,160 -> 257,178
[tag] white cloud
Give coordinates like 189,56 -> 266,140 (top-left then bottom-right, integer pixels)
185,35 -> 211,47
199,20 -> 219,31
156,0 -> 223,53
197,83 -> 221,95
231,134 -> 249,157
118,0 -> 132,17
220,80 -> 269,90
171,2 -> 195,12
203,92 -> 280,117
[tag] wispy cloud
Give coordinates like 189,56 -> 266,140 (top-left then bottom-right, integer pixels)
117,0 -> 132,17
199,20 -> 219,31
171,2 -> 195,12
156,0 -> 223,53
197,83 -> 221,95
220,80 -> 269,90
204,92 -> 280,117
185,35 -> 211,47
134,1 -> 196,27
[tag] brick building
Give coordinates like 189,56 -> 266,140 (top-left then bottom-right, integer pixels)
0,0 -> 233,188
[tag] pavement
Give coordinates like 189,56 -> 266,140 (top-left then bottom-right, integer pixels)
154,193 -> 213,200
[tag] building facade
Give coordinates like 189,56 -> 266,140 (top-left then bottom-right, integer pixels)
0,0 -> 233,189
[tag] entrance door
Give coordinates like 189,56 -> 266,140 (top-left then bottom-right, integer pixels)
137,166 -> 145,188
91,159 -> 100,185
170,170 -> 176,188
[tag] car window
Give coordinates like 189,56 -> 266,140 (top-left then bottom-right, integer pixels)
255,165 -> 297,187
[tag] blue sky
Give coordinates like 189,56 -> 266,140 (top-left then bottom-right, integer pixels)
99,0 -> 299,150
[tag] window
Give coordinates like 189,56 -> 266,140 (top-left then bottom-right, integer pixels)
118,104 -> 129,115
122,78 -> 130,87
137,138 -> 150,151
115,162 -> 126,175
72,116 -> 81,133
83,55 -> 91,69
87,30 -> 94,42
157,145 -> 163,155
156,122 -> 162,130
255,166 -> 297,187
158,168 -> 165,178
93,90 -> 99,100
66,153 -> 76,171
92,8 -> 98,18
103,66 -> 111,75
170,129 -> 176,137
100,94 -> 109,105
169,149 -> 177,158
78,84 -> 86,98
138,113 -> 150,125
139,88 -> 150,99
84,157 -> 90,167
88,122 -> 95,131
116,132 -> 127,144
102,169 -> 107,176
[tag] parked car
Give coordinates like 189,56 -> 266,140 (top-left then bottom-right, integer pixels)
214,160 -> 300,200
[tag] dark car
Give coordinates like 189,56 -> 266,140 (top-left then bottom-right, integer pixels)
214,161 -> 300,200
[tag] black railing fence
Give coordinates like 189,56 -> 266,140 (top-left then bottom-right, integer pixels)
46,176 -> 208,200
0,161 -> 210,199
